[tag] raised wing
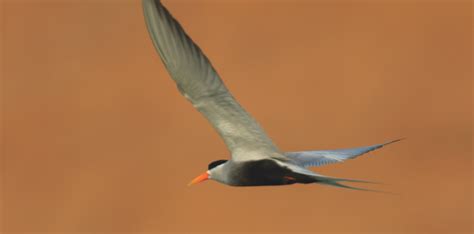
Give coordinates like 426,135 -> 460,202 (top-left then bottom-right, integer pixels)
143,0 -> 281,161
285,139 -> 402,167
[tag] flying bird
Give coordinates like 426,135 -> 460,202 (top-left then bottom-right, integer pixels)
142,0 -> 401,191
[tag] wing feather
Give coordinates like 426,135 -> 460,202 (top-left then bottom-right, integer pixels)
285,139 -> 402,167
143,0 -> 280,161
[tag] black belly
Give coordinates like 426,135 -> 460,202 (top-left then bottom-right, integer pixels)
228,159 -> 316,186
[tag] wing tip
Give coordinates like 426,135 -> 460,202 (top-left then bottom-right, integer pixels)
379,138 -> 405,148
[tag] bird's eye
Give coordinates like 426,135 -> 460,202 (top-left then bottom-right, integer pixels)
208,160 -> 228,170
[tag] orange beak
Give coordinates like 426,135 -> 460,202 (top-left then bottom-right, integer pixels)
188,172 -> 209,186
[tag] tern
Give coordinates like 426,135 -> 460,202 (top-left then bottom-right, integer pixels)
142,0 -> 401,190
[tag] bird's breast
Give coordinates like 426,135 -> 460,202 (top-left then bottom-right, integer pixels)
226,159 -> 299,186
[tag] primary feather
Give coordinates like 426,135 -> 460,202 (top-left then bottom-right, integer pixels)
285,139 -> 403,168
143,0 -> 283,161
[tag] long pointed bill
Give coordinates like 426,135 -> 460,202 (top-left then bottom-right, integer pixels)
188,172 -> 209,186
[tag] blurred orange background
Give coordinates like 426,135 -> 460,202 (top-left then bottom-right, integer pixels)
1,0 -> 472,233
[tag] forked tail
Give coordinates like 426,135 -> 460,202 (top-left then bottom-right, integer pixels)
317,179 -> 397,194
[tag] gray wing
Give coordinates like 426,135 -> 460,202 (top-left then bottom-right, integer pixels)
285,139 -> 402,167
143,0 -> 281,161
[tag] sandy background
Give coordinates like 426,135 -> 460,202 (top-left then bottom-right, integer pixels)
1,0 -> 472,233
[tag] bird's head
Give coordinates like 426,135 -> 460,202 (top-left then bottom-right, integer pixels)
188,159 -> 228,186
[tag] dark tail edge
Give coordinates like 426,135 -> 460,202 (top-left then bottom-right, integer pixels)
319,181 -> 400,195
